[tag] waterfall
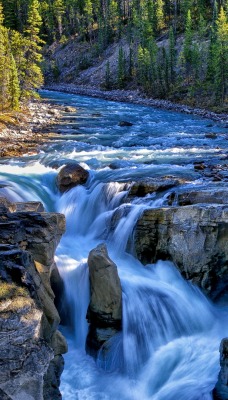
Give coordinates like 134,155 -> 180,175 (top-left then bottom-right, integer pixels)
53,178 -> 228,400
1,90 -> 228,400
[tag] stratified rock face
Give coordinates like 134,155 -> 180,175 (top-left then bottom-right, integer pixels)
134,205 -> 228,299
213,338 -> 228,400
56,162 -> 89,193
86,243 -> 122,355
0,198 -> 67,400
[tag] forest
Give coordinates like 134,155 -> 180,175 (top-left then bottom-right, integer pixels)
0,0 -> 227,111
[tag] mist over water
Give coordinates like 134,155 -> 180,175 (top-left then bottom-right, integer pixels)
0,90 -> 227,400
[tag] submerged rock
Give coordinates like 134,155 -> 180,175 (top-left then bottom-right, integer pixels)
118,121 -> 133,127
86,243 -> 122,355
213,338 -> 228,400
134,204 -> 228,299
56,162 -> 89,193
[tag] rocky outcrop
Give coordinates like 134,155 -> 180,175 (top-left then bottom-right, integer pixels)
128,177 -> 184,199
86,244 -> 122,355
213,338 -> 228,400
134,204 -> 228,299
168,188 -> 228,206
56,162 -> 89,193
0,198 -> 67,400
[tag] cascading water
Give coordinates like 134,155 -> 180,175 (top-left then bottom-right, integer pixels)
0,90 -> 227,400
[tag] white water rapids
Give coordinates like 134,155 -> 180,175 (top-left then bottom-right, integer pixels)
0,90 -> 227,400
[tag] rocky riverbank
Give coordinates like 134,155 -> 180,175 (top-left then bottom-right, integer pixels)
0,100 -> 62,158
45,84 -> 228,123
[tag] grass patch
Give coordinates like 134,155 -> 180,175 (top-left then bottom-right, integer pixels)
0,281 -> 28,301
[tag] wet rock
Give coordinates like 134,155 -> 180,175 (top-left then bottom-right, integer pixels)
56,162 -> 89,193
15,201 -> 45,212
128,177 -> 182,199
64,106 -> 76,112
86,243 -> 122,355
43,355 -> 64,400
194,161 -> 205,171
205,133 -> 217,139
213,338 -> 228,400
168,189 -> 228,206
0,197 -> 16,213
92,113 -> 102,117
118,121 -> 133,127
134,204 -> 228,299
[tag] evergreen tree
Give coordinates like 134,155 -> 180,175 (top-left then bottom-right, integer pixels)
168,26 -> 176,84
0,2 -> 9,110
117,46 -> 125,88
53,0 -> 64,38
104,60 -> 112,89
9,53 -> 20,109
22,0 -> 44,98
156,0 -> 165,32
83,0 -> 93,40
215,7 -> 228,103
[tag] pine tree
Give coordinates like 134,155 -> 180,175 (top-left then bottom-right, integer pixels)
22,0 -> 44,98
0,2 -> 9,110
53,0 -> 64,38
182,9 -> 194,81
83,0 -> 93,40
168,26 -> 176,84
104,61 -> 111,89
9,53 -> 20,109
215,7 -> 228,103
117,46 -> 125,88
156,0 -> 165,32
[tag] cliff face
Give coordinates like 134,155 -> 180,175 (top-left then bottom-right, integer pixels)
0,198 -> 67,400
134,204 -> 228,300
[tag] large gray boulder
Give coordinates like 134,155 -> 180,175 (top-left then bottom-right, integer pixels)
86,244 -> 122,355
213,338 -> 228,399
56,162 -> 89,193
134,204 -> 228,299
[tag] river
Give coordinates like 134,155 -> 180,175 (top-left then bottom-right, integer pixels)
0,90 -> 227,400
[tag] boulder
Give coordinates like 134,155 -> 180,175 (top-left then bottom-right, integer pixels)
205,133 -> 217,139
64,106 -> 76,112
213,338 -> 228,399
118,121 -> 133,127
56,162 -> 89,193
86,243 -> 122,355
134,204 -> 228,299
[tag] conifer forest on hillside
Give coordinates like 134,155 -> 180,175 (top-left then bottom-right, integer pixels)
0,0 -> 227,111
